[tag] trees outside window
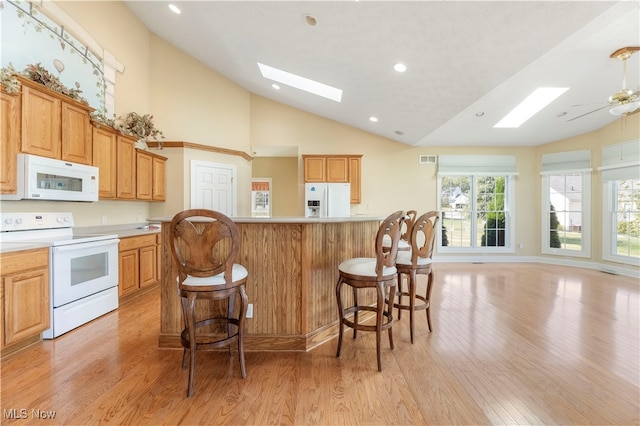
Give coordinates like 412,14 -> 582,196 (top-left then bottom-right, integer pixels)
541,173 -> 590,257
439,175 -> 512,252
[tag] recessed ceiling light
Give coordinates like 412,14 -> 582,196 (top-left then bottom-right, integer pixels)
369,117 -> 378,122
272,83 -> 280,90
394,63 -> 406,73
303,14 -> 317,26
168,4 -> 181,14
494,87 -> 569,128
257,63 -> 342,102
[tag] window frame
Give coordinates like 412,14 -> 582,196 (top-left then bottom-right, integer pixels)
437,173 -> 515,254
602,179 -> 640,266
540,172 -> 591,257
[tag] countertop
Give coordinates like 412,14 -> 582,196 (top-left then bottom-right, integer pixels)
148,215 -> 385,224
0,224 -> 161,254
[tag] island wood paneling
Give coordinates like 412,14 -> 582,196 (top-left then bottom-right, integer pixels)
160,218 -> 380,351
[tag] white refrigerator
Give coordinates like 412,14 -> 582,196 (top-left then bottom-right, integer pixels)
305,183 -> 351,218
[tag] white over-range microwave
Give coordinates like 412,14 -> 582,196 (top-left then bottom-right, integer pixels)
1,154 -> 99,202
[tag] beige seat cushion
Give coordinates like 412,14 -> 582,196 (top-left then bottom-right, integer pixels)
182,264 -> 248,286
339,257 -> 397,277
395,251 -> 433,267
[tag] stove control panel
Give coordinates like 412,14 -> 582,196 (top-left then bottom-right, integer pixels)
0,212 -> 74,232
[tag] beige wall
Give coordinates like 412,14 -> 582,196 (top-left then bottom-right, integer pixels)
252,157 -> 298,217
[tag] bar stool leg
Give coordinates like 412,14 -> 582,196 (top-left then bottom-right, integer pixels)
238,286 -> 248,379
335,277 -> 345,357
186,292 -> 197,398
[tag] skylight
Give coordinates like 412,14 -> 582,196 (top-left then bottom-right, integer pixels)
257,63 -> 342,102
494,87 -> 569,128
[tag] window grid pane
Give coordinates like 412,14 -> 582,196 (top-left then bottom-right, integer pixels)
548,174 -> 583,251
441,177 -> 471,247
613,179 -> 640,259
441,175 -> 507,249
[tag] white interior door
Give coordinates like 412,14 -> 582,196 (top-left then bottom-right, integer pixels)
190,160 -> 237,216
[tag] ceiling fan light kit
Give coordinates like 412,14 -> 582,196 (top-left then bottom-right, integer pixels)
609,100 -> 640,116
568,46 -> 640,121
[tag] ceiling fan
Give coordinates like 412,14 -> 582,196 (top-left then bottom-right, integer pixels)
567,46 -> 640,122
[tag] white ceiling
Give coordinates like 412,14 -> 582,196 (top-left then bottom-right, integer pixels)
124,1 -> 640,149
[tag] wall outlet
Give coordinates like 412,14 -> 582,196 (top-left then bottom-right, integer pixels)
246,304 -> 253,318
101,215 -> 107,224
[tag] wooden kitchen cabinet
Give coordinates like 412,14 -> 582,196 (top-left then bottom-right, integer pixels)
303,156 -> 326,182
18,76 -> 93,165
136,150 -> 153,200
0,88 -> 20,195
349,156 -> 362,204
136,149 -> 167,201
152,156 -> 166,201
116,134 -> 137,200
1,248 -> 50,355
118,234 -> 160,299
92,125 -> 118,199
302,155 -> 362,203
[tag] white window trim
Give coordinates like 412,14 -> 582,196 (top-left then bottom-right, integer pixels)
541,172 -> 591,258
437,174 -> 515,254
602,180 -> 640,266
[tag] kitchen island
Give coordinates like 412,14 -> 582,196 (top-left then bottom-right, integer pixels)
154,216 -> 383,351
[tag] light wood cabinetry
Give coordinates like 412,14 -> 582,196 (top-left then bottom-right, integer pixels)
18,76 -> 93,165
349,156 -> 362,204
116,134 -> 137,200
92,125 -> 118,199
92,125 -> 166,201
326,157 -> 349,182
136,150 -> 153,200
303,155 -> 362,203
118,234 -> 161,299
152,156 -> 166,201
1,248 -> 50,355
1,88 -> 20,195
303,156 -> 326,182
136,149 -> 167,201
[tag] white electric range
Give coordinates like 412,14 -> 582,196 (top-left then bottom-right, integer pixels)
0,212 -> 120,338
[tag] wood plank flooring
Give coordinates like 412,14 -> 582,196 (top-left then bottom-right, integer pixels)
1,263 -> 638,425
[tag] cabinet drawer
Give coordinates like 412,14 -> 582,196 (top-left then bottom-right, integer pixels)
119,234 -> 157,251
1,248 -> 49,275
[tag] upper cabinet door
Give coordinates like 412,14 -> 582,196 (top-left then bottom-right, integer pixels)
61,102 -> 92,165
1,90 -> 21,195
20,84 -> 62,159
326,157 -> 349,183
303,156 -> 326,182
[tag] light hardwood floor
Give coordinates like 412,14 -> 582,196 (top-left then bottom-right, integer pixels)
1,263 -> 638,425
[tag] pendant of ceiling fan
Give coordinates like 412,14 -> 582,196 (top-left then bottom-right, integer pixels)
567,46 -> 639,122
608,46 -> 640,116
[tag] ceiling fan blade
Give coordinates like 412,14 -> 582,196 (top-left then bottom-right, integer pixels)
566,104 -> 610,122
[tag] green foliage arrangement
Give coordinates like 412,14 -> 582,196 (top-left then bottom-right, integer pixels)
114,112 -> 165,143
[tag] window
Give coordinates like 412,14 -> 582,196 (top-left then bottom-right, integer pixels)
541,150 -> 591,257
437,155 -> 516,252
600,141 -> 640,265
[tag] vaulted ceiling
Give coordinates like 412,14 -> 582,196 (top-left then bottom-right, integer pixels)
125,1 -> 640,148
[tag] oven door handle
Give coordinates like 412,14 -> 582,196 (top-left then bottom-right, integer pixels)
52,238 -> 120,253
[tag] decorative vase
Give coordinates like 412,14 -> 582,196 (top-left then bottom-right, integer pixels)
135,138 -> 148,150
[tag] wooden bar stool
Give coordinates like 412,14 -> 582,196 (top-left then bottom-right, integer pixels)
335,210 -> 404,371
169,209 -> 248,397
394,211 -> 439,343
383,210 -> 416,253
